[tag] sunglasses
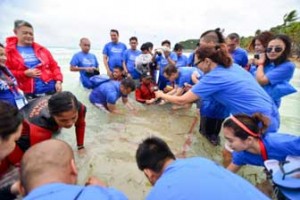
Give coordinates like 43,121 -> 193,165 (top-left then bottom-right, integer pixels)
279,160 -> 300,180
266,47 -> 283,53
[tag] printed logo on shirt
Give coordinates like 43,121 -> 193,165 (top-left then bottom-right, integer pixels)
111,47 -> 123,53
20,51 -> 40,68
82,58 -> 93,66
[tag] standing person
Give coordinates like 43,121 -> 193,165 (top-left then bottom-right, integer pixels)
226,33 -> 248,69
70,38 -> 99,89
255,34 -> 296,108
123,37 -> 141,81
223,113 -> 300,173
20,139 -> 128,200
0,43 -> 27,108
103,29 -> 127,78
155,31 -> 280,132
136,137 -> 269,200
5,20 -> 63,100
173,43 -> 188,67
0,101 -> 23,200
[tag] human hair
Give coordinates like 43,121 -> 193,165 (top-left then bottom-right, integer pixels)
144,42 -> 153,50
161,40 -> 171,46
48,91 -> 79,116
164,64 -> 178,76
173,43 -> 184,51
0,43 -> 4,48
266,34 -> 292,66
223,113 -> 269,140
121,78 -> 136,91
110,29 -> 119,35
129,36 -> 138,42
248,31 -> 273,52
140,43 -> 149,51
0,101 -> 23,140
136,137 -> 175,173
227,33 -> 240,41
196,43 -> 233,67
200,28 -> 225,43
14,20 -> 33,30
79,37 -> 89,43
114,65 -> 124,71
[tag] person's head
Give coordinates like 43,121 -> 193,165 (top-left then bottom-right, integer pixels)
173,43 -> 184,56
129,36 -> 138,50
163,64 -> 179,82
113,66 -> 124,80
0,43 -> 7,66
0,101 -> 23,161
120,78 -> 136,95
110,29 -> 119,43
200,28 -> 225,44
140,43 -> 150,53
248,31 -> 273,54
20,139 -> 77,194
145,42 -> 154,52
48,92 -> 80,128
141,72 -> 152,85
136,137 -> 175,185
226,33 -> 240,53
161,40 -> 171,48
13,20 -> 34,46
223,113 -> 269,152
266,34 -> 291,65
79,38 -> 91,53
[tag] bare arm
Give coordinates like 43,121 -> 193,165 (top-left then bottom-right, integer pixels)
103,55 -> 112,76
227,162 -> 242,173
155,90 -> 199,105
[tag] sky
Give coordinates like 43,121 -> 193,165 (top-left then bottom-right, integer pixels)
0,0 -> 299,48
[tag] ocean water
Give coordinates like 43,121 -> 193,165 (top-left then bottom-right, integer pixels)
50,47 -> 300,199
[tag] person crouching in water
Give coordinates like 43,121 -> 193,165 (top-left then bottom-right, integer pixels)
135,72 -> 157,105
89,78 -> 136,113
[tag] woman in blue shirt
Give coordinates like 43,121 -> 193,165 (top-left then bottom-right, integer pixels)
223,113 -> 300,173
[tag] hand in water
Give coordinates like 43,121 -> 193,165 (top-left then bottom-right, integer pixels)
85,176 -> 107,187
24,68 -> 41,78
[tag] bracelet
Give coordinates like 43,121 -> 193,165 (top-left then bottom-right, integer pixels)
77,145 -> 84,150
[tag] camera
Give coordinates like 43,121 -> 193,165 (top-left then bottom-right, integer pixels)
254,54 -> 260,59
156,52 -> 162,56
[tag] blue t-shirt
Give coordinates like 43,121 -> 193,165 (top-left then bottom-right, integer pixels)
187,52 -> 197,67
0,67 -> 18,106
103,42 -> 127,71
89,80 -> 123,105
123,49 -> 141,79
24,183 -> 128,200
231,47 -> 248,68
191,64 -> 279,132
147,157 -> 268,200
175,67 -> 201,88
70,51 -> 99,89
175,54 -> 188,68
262,61 -> 296,107
17,46 -> 55,94
156,52 -> 178,75
232,132 -> 300,167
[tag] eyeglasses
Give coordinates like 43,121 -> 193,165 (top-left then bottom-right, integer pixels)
266,47 -> 283,53
279,160 -> 300,180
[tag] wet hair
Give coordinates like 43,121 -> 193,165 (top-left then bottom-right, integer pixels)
200,28 -> 225,43
196,43 -> 232,67
266,34 -> 292,66
110,29 -> 119,35
48,91 -> 79,116
164,64 -> 178,76
129,36 -> 138,42
14,20 -> 33,29
0,101 -> 23,140
223,113 -> 269,140
161,40 -> 171,46
0,43 -> 4,48
121,78 -> 136,91
136,137 -> 175,172
227,33 -> 240,41
248,31 -> 273,52
173,43 -> 184,51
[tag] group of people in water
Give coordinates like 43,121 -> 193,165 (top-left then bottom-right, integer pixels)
0,19 -> 299,199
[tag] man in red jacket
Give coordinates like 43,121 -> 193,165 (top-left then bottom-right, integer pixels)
5,20 -> 63,100
135,72 -> 157,104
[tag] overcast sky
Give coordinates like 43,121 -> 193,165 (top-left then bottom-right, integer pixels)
0,0 -> 299,48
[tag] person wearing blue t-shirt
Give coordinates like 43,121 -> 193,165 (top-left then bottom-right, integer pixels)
226,33 -> 248,68
20,139 -> 128,200
103,29 -> 127,78
255,34 -> 296,108
89,78 -> 135,113
70,38 -> 99,89
173,43 -> 188,68
223,113 -> 300,173
154,40 -> 177,90
155,37 -> 279,133
123,36 -> 141,80
136,137 -> 269,200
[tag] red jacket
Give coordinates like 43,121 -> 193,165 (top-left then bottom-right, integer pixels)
5,37 -> 63,94
135,82 -> 156,103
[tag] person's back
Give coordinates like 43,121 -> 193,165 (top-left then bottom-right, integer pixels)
147,157 -> 269,200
